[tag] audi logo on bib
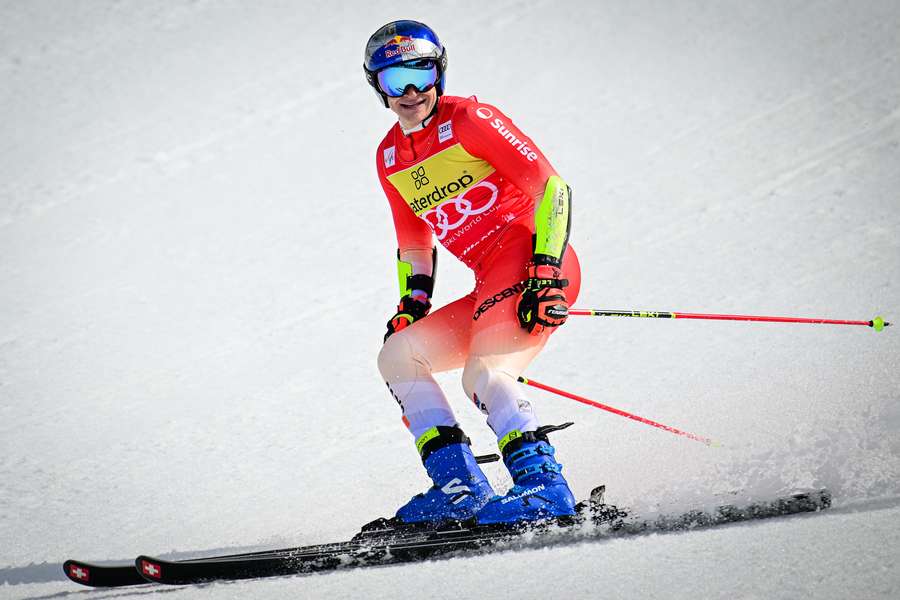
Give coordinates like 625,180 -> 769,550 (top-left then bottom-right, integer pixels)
423,180 -> 498,240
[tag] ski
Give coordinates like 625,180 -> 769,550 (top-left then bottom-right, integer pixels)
64,487 -> 831,588
64,559 -> 146,588
134,487 -> 830,586
63,540 -> 380,587
64,486 -> 613,588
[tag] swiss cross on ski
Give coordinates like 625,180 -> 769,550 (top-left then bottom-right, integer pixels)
69,564 -> 89,581
140,559 -> 162,579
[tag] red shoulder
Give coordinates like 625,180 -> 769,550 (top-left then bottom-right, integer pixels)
448,96 -> 557,197
443,95 -> 479,118
437,94 -> 473,108
450,95 -> 507,132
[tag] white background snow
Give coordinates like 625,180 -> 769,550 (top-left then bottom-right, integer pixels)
2,1 -> 899,598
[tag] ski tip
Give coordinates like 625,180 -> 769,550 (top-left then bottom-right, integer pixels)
588,485 -> 606,504
135,556 -> 164,583
63,560 -> 91,586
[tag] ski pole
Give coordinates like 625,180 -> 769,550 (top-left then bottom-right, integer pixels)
518,376 -> 718,447
569,309 -> 890,331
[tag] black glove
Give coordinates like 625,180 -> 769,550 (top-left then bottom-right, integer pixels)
516,263 -> 569,335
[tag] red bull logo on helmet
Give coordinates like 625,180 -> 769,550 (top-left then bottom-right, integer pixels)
384,35 -> 417,58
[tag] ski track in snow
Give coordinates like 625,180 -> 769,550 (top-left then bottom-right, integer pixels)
2,1 -> 899,598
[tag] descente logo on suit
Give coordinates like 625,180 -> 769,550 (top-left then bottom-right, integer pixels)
473,282 -> 526,320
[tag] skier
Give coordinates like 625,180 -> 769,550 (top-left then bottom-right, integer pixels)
365,20 -> 581,526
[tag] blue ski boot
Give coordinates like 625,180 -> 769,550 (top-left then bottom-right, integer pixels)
395,425 -> 495,524
475,423 -> 576,525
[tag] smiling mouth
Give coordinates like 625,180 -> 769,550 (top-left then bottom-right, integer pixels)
399,97 -> 427,110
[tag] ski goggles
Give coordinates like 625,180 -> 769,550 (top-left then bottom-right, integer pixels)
375,60 -> 439,97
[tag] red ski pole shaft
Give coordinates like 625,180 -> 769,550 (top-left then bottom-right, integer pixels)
568,309 -> 890,331
518,376 -> 717,447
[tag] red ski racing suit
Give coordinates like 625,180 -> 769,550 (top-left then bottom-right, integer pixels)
376,95 -> 580,443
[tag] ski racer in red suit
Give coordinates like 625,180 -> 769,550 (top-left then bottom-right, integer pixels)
365,20 -> 581,526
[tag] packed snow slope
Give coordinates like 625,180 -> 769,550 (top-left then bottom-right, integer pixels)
2,1 -> 899,598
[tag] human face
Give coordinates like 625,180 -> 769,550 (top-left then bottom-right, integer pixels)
387,86 -> 438,130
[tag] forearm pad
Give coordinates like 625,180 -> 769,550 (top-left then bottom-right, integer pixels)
533,175 -> 572,267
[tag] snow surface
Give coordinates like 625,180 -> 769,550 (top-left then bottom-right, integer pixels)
2,1 -> 899,598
